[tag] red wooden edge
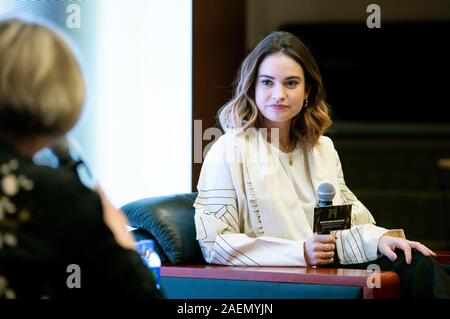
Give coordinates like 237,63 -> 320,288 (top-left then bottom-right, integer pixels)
161,264 -> 400,299
158,250 -> 449,299
363,271 -> 400,299
436,250 -> 450,264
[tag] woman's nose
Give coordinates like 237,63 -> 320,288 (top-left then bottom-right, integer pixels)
271,85 -> 286,101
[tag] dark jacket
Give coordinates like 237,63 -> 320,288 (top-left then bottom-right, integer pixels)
0,142 -> 161,298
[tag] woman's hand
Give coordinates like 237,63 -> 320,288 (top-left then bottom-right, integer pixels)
378,235 -> 437,264
304,234 -> 336,266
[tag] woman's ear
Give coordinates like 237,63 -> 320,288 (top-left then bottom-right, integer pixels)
304,85 -> 310,100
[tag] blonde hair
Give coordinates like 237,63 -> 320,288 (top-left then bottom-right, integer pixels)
218,31 -> 332,149
0,19 -> 84,136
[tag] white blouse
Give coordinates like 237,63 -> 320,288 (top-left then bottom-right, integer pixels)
194,128 -> 387,266
273,144 -> 316,230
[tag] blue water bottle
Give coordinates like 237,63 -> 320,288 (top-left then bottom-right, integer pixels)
136,240 -> 161,289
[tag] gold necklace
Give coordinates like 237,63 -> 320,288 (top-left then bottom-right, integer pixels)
288,152 -> 294,166
279,143 -> 296,166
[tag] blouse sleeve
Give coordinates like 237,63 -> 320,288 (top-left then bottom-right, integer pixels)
194,135 -> 306,266
332,150 -> 388,264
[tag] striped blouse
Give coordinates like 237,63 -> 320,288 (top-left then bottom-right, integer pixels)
194,129 -> 387,266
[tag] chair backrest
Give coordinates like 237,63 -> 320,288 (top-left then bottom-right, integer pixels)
122,193 -> 204,264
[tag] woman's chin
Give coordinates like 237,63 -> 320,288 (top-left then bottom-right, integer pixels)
263,114 -> 293,124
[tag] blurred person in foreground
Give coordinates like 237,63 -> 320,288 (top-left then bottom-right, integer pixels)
0,18 -> 161,299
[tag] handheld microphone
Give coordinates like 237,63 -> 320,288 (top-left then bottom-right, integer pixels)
313,182 -> 352,234
316,182 -> 336,207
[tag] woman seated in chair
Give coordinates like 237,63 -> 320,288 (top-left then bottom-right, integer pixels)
194,31 -> 450,298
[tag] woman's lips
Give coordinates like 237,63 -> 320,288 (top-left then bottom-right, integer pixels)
268,103 -> 289,110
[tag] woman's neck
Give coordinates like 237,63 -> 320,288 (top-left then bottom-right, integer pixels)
0,133 -> 54,158
260,118 -> 292,147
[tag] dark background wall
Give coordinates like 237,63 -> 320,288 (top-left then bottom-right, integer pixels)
192,0 -> 245,191
246,0 -> 450,48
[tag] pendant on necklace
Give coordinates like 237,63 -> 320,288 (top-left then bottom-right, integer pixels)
288,157 -> 293,166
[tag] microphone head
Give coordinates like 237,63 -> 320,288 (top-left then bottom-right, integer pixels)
317,182 -> 336,206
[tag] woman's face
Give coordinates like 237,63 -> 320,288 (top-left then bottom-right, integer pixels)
255,52 -> 308,128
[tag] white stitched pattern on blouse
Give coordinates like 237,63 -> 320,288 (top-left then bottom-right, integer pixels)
213,235 -> 260,266
194,188 -> 242,265
195,188 -> 239,231
244,167 -> 264,236
336,226 -> 371,264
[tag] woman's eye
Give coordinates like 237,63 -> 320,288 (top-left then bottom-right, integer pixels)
286,81 -> 298,88
261,79 -> 272,86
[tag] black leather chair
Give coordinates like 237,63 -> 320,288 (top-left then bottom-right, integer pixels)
122,193 -> 203,264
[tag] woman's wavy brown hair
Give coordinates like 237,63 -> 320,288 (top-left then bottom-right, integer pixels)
218,31 -> 332,149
